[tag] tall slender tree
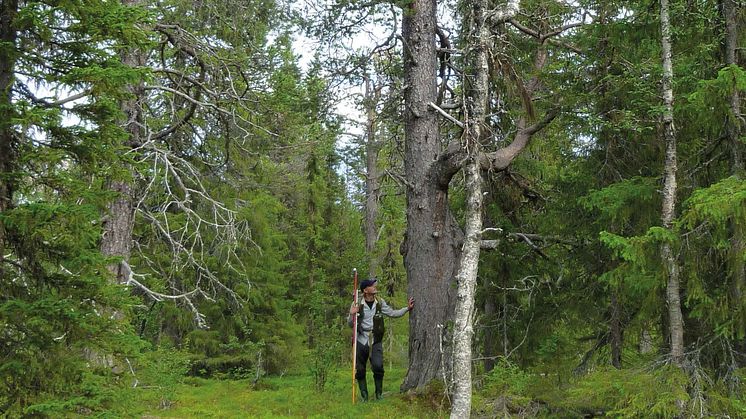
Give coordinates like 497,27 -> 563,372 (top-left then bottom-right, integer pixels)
0,0 -> 17,278
364,75 -> 384,279
659,0 -> 685,366
449,0 -> 492,414
100,0 -> 145,287
722,0 -> 745,356
723,0 -> 744,176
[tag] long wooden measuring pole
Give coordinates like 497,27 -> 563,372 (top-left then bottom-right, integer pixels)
351,268 -> 358,404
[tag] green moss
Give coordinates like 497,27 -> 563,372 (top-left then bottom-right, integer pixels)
114,367 -> 446,418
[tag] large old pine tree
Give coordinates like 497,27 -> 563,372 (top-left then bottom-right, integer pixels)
400,0 -> 558,393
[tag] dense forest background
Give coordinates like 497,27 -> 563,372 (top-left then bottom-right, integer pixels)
0,0 -> 744,417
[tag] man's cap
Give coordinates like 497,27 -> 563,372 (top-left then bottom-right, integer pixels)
360,278 -> 377,291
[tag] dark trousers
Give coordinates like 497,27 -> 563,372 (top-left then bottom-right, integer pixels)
355,340 -> 384,380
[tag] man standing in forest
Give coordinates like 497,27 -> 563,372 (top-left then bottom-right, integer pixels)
348,278 -> 414,401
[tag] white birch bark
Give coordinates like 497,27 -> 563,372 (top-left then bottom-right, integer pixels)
659,0 -> 685,366
450,155 -> 482,419
450,0 -> 490,416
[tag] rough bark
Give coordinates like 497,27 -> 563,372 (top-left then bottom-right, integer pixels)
100,0 -> 145,285
401,0 -> 550,393
659,0 -> 685,366
101,179 -> 136,284
0,0 -> 18,277
364,77 -> 382,279
400,0 -> 461,392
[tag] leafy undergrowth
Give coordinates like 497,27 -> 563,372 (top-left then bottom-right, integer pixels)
112,367 -> 448,418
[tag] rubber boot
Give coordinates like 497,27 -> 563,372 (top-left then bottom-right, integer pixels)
357,378 -> 368,402
374,375 -> 383,400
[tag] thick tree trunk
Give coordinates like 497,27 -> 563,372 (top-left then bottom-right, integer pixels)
400,0 -> 460,392
100,0 -> 144,284
400,0 -> 541,394
101,179 -> 136,284
364,77 -> 382,279
659,0 -> 685,366
0,0 -> 18,278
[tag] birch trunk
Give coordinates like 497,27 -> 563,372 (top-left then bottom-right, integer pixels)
449,155 -> 482,418
450,0 -> 488,415
659,0 -> 685,366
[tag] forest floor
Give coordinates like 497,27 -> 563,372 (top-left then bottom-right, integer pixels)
122,367 -> 448,418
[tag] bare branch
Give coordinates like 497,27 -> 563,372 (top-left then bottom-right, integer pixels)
480,239 -> 501,250
439,102 -> 461,110
481,230 -> 581,251
383,168 -> 415,190
506,310 -> 535,359
49,90 -> 91,107
507,18 -> 583,46
429,102 -> 464,128
120,260 -> 207,328
125,139 -> 253,316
